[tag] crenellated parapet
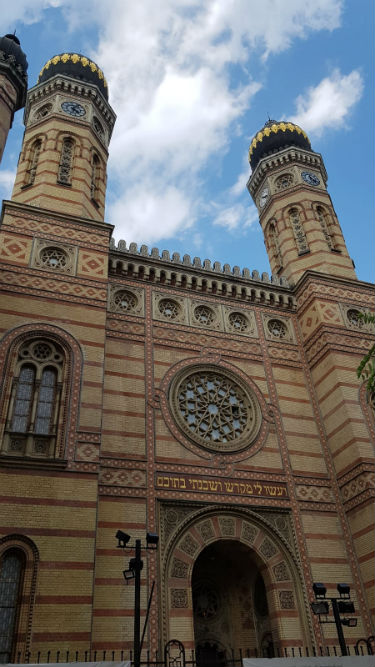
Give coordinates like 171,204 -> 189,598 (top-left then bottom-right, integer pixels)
109,239 -> 296,309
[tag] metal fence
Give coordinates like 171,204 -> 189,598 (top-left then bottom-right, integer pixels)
9,637 -> 375,665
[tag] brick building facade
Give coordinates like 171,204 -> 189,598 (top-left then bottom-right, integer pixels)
0,46 -> 374,663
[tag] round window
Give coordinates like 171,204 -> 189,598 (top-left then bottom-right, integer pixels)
267,319 -> 287,338
229,311 -> 249,332
113,290 -> 138,312
170,365 -> 261,452
194,305 -> 215,326
347,309 -> 363,328
159,299 -> 180,319
40,246 -> 68,270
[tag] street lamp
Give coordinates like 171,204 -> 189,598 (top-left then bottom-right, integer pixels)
311,583 -> 357,656
116,531 -> 159,667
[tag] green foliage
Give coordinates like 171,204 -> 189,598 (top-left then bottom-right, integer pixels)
356,312 -> 375,398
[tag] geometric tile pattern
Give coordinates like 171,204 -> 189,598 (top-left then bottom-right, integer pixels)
99,468 -> 146,487
295,484 -> 334,503
0,270 -> 107,301
78,251 -> 106,278
0,234 -> 32,265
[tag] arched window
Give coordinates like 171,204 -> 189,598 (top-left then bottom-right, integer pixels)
289,207 -> 309,254
24,139 -> 41,186
316,205 -> 334,249
3,340 -> 64,458
57,137 -> 75,185
90,153 -> 100,202
0,549 -> 25,663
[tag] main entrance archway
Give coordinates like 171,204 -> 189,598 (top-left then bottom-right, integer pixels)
162,506 -> 311,653
192,540 -> 273,664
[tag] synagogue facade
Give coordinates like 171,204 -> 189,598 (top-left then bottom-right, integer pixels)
0,36 -> 374,663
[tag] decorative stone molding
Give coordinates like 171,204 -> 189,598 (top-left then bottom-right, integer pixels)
273,561 -> 290,582
171,588 -> 188,608
279,590 -> 295,609
108,284 -> 144,316
30,238 -> 77,275
262,314 -> 295,343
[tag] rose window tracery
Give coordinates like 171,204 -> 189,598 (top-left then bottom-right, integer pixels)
40,247 -> 68,270
267,319 -> 287,338
170,366 -> 261,452
159,299 -> 180,319
228,312 -> 248,332
113,290 -> 138,312
194,305 -> 215,326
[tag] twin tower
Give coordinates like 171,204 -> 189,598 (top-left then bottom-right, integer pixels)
0,37 -> 356,286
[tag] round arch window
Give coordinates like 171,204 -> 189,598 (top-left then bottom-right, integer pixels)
169,365 -> 261,453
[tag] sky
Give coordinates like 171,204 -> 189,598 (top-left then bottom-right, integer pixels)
1,0 -> 373,283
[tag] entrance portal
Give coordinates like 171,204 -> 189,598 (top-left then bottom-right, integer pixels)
192,540 -> 272,665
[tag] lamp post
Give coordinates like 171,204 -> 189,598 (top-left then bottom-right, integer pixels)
311,583 -> 357,656
116,530 -> 159,667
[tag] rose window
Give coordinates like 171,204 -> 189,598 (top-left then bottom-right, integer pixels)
347,309 -> 363,328
40,247 -> 68,270
170,366 -> 261,452
114,290 -> 138,312
194,305 -> 215,326
159,299 -> 180,319
229,312 -> 248,332
193,585 -> 219,620
275,173 -> 294,191
267,319 -> 287,338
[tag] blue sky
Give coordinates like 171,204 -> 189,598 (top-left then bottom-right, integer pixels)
1,0 -> 373,283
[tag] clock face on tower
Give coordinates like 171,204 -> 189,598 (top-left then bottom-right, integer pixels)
61,101 -> 86,117
301,171 -> 320,186
259,187 -> 269,208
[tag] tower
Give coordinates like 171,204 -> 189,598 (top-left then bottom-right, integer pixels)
0,34 -> 28,163
247,120 -> 356,285
11,53 -> 115,221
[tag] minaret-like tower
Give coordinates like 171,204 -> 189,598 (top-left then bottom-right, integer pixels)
247,120 -> 356,285
11,53 -> 116,221
0,34 -> 28,163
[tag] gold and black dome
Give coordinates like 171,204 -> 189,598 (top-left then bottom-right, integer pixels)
38,53 -> 108,100
249,120 -> 311,170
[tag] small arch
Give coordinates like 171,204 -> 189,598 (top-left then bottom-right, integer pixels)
149,268 -> 155,282
212,282 -> 217,295
201,279 -> 207,293
138,266 -> 145,279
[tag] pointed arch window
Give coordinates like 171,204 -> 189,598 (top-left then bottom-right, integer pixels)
289,207 -> 309,254
24,139 -> 42,186
3,340 -> 64,459
316,205 -> 335,250
0,549 -> 25,663
91,153 -> 100,203
57,137 -> 75,185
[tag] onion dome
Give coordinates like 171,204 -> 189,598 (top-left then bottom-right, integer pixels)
0,34 -> 28,109
249,120 -> 311,171
38,53 -> 108,100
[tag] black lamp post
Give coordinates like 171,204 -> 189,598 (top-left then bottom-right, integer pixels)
116,530 -> 159,667
311,583 -> 357,656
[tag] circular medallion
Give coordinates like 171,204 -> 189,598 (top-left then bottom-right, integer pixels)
61,101 -> 86,117
259,187 -> 269,208
170,365 -> 261,453
301,171 -> 320,186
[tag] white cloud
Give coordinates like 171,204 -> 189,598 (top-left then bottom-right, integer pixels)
291,69 -> 364,136
3,0 -> 345,245
108,183 -> 194,245
0,170 -> 16,200
213,203 -> 258,231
